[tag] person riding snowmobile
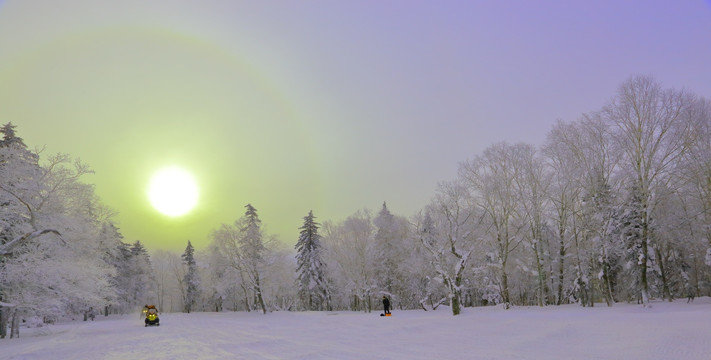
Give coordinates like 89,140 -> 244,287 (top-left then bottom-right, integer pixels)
144,305 -> 159,327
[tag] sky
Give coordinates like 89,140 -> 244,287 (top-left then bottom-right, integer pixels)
0,1 -> 710,251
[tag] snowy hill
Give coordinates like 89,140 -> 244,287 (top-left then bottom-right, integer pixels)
4,298 -> 711,360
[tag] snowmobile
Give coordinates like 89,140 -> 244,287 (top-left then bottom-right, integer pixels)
144,305 -> 160,327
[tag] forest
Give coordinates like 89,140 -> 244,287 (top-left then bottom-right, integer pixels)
1,75 -> 710,339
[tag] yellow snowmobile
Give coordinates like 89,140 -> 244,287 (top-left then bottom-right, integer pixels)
144,305 -> 160,327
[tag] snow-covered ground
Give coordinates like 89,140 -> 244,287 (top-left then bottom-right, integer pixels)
4,298 -> 711,360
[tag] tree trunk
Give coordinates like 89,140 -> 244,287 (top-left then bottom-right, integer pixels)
533,242 -> 546,307
501,269 -> 511,308
587,253 -> 595,307
601,260 -> 614,306
557,227 -> 566,305
451,273 -> 464,315
10,309 -> 19,339
0,306 -> 8,338
451,291 -> 461,315
254,274 -> 267,314
654,244 -> 672,301
640,210 -> 650,307
240,283 -> 250,312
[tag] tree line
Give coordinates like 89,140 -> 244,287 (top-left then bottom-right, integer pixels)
2,75 -> 710,338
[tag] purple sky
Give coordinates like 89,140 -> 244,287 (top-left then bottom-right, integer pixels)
0,1 -> 709,249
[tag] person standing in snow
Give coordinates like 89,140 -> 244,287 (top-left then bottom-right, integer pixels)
382,296 -> 391,315
84,307 -> 96,321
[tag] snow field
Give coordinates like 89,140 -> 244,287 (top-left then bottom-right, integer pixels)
3,298 -> 711,360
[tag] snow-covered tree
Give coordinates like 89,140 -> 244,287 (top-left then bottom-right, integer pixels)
205,239 -> 245,312
321,210 -> 377,312
372,202 -> 412,309
373,203 -> 397,295
96,221 -> 126,314
419,181 -> 477,316
210,205 -> 269,314
238,204 -> 267,314
410,211 -> 448,310
544,116 -> 625,307
295,211 -> 331,311
0,124 -> 119,337
511,143 -> 552,306
181,240 -> 200,313
105,240 -> 155,314
602,75 -> 699,306
151,250 -> 183,312
543,121 -> 580,305
459,143 -> 526,308
673,97 -> 711,296
260,242 -> 298,312
618,183 -> 647,303
0,122 -> 42,247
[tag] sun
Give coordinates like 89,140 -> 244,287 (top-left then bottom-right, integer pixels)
147,166 -> 199,217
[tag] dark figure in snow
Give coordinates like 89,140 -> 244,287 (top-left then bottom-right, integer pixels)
141,304 -> 149,319
687,288 -> 696,303
84,307 -> 96,321
382,296 -> 391,315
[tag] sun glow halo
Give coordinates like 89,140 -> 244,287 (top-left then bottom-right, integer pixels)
147,166 -> 199,217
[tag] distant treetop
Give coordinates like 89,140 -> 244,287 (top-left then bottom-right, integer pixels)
0,122 -> 26,148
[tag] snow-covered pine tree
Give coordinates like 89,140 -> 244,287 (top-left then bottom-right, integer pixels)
619,183 -> 649,305
0,123 -> 37,337
295,210 -> 331,311
110,241 -> 134,313
0,123 -> 26,148
587,176 -> 623,307
0,122 -> 41,247
239,204 -> 267,314
372,202 -> 410,309
127,241 -> 155,309
181,240 -> 200,313
373,203 -> 396,295
96,222 -> 125,315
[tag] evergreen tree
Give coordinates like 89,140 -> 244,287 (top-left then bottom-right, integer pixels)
373,203 -> 396,293
373,202 -> 408,307
590,178 -> 623,306
127,241 -> 154,308
97,222 -> 125,314
577,174 -> 624,307
0,123 -> 27,148
182,240 -> 200,313
0,122 -> 41,241
295,211 -> 330,311
239,204 -> 267,314
619,183 -> 649,304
